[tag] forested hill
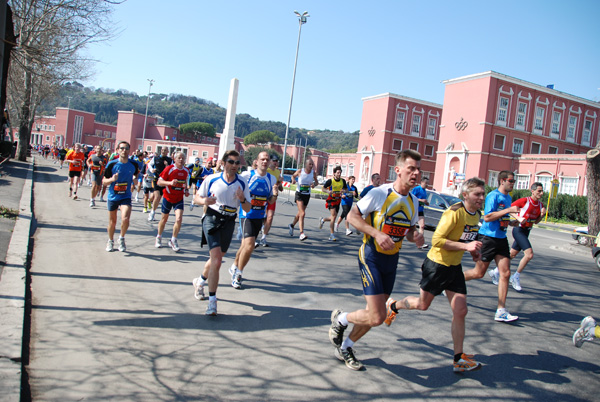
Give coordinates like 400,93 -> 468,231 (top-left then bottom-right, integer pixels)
38,82 -> 359,153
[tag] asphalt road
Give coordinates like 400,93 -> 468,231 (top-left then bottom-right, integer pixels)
26,157 -> 599,401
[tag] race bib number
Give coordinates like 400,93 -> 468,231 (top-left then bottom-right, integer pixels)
114,182 -> 128,194
331,191 -> 341,199
499,216 -> 510,231
299,185 -> 310,194
173,179 -> 186,191
460,225 -> 479,242
219,205 -> 237,216
91,165 -> 101,171
251,195 -> 267,210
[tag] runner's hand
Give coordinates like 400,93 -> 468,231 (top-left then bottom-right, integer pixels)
374,232 -> 395,251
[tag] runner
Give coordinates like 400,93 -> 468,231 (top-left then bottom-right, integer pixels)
155,152 -> 189,252
573,316 -> 600,347
191,150 -> 251,315
359,173 -> 381,198
328,150 -> 424,371
319,166 -> 347,241
148,147 -> 172,222
64,143 -> 85,200
141,159 -> 154,213
411,177 -> 430,249
462,170 -> 520,322
87,146 -> 107,207
58,147 -> 67,169
261,154 -> 284,247
384,177 -> 485,372
288,158 -> 318,241
186,157 -> 204,211
130,150 -> 145,203
506,182 -> 545,291
335,175 -> 358,236
103,141 -> 139,252
228,151 -> 277,288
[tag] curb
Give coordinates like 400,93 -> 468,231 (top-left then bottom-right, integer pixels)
0,157 -> 34,401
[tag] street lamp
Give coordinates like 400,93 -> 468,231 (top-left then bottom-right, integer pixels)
141,79 -> 154,151
281,10 -> 309,177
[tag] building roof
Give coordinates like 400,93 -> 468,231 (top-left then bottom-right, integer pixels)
361,93 -> 443,109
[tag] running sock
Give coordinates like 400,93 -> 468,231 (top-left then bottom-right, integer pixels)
201,275 -> 208,281
119,236 -> 124,240
595,326 -> 600,339
231,264 -> 239,272
454,353 -> 463,362
338,312 -> 349,326
390,301 -> 399,314
171,236 -> 177,243
513,272 -> 520,278
209,294 -> 216,300
156,234 -> 162,239
261,233 -> 266,240
341,338 -> 354,351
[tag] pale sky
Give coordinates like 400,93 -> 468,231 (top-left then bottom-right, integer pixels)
84,0 -> 600,132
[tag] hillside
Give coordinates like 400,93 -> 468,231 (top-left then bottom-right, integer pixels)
37,82 -> 359,153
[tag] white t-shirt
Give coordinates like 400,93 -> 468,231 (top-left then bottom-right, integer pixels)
198,172 -> 251,216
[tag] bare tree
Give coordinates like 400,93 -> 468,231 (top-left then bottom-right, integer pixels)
7,0 -> 121,161
587,144 -> 600,240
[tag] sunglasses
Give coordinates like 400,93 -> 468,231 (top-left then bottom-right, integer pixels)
226,159 -> 241,165
507,179 -> 516,183
119,147 -> 130,151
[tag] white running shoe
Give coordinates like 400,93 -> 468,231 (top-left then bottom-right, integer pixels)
319,217 -> 325,230
346,229 -> 353,236
99,196 -> 105,202
288,224 -> 294,237
148,210 -> 155,222
232,271 -> 242,289
206,299 -> 217,316
189,202 -> 194,211
118,237 -> 126,252
489,268 -> 499,285
89,199 -> 95,208
105,239 -> 114,252
510,274 -> 522,291
192,277 -> 207,300
155,237 -> 162,248
494,309 -> 518,322
299,233 -> 307,241
134,195 -> 139,203
228,265 -> 237,280
573,316 -> 597,347
168,238 -> 180,252
334,223 -> 339,232
329,234 -> 337,241
259,237 -> 268,247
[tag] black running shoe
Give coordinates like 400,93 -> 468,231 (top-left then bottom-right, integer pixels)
335,347 -> 364,371
329,309 -> 347,347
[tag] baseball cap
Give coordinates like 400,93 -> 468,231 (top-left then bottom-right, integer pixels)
270,154 -> 279,161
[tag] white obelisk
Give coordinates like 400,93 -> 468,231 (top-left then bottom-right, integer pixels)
218,78 -> 239,160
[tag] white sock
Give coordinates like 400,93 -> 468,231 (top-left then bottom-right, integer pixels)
338,312 -> 349,326
209,295 -> 217,302
171,237 -> 177,243
341,338 -> 354,350
496,308 -> 506,314
513,272 -> 520,278
231,264 -> 238,271
261,233 -> 266,240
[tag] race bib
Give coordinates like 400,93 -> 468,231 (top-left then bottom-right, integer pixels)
174,179 -> 186,191
499,216 -> 510,231
91,166 -> 101,171
114,182 -> 128,194
331,191 -> 341,199
250,195 -> 267,210
459,225 -> 479,242
219,205 -> 237,216
299,185 -> 310,194
381,216 -> 410,242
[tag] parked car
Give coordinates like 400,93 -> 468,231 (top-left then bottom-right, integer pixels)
572,227 -> 590,246
423,190 -> 464,230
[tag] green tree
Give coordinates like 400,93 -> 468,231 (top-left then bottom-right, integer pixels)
179,122 -> 216,139
243,130 -> 280,146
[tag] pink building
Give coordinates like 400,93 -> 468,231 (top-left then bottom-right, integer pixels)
435,71 -> 598,195
351,93 -> 442,190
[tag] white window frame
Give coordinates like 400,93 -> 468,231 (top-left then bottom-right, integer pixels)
411,114 -> 422,136
424,144 -> 434,157
515,174 -> 530,190
493,134 -> 505,151
387,165 -> 396,181
512,138 -> 524,154
567,115 -> 577,142
409,142 -> 419,152
535,175 -> 552,192
392,138 -> 403,151
327,164 -> 334,175
548,145 -> 558,154
192,150 -> 199,156
488,171 -> 499,187
516,101 -> 527,129
427,118 -> 437,138
530,142 -> 541,154
395,110 -> 405,133
551,111 -> 561,137
202,151 -> 209,158
497,96 -> 509,125
559,176 -> 579,196
146,145 -> 152,152
534,106 -> 545,133
348,164 -> 355,177
341,164 -> 348,176
565,149 -> 574,154
582,119 -> 592,146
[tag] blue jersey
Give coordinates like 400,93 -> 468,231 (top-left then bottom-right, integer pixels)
479,189 -> 513,239
411,185 -> 428,213
239,170 -> 276,220
342,185 -> 358,206
104,159 -> 139,202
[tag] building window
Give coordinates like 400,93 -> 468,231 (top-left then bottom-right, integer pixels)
565,149 -> 574,154
516,102 -> 527,129
512,138 -> 524,154
560,177 -> 579,195
45,135 -> 50,141
146,145 -> 152,152
348,164 -> 355,177
341,164 -> 348,176
421,171 -> 431,180
388,165 -> 396,181
497,96 -> 509,124
202,151 -> 208,158
327,164 -> 334,175
409,142 -> 419,151
488,171 -> 499,187
192,150 -> 199,156
535,175 -> 552,192
515,174 -> 530,190
427,118 -> 436,137
534,107 -> 545,131
582,120 -> 592,145
567,116 -> 577,142
95,129 -> 102,136
424,144 -> 434,157
395,111 -> 405,133
548,146 -> 558,154
530,142 -> 541,154
411,115 -> 421,135
551,111 -> 561,135
392,139 -> 403,151
493,134 -> 505,151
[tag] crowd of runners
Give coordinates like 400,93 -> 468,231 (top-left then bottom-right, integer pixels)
45,143 -> 593,373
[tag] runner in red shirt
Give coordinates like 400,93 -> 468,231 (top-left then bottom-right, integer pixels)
155,151 -> 189,252
508,182 -> 545,291
65,143 -> 86,199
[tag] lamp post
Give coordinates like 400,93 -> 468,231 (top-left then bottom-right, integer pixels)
141,79 -> 154,152
281,10 -> 309,177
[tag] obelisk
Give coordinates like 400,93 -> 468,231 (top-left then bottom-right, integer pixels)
218,78 -> 238,159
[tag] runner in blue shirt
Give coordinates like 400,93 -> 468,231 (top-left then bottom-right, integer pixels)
411,177 -> 430,249
335,175 -> 359,236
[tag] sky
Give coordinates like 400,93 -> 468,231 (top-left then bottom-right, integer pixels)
84,0 -> 600,133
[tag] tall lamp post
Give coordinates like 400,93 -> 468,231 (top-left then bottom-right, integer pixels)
281,10 -> 309,178
141,79 -> 154,151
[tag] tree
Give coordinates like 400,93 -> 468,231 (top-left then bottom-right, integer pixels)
179,122 -> 216,140
243,130 -> 280,146
8,0 -> 120,161
586,145 -> 600,240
